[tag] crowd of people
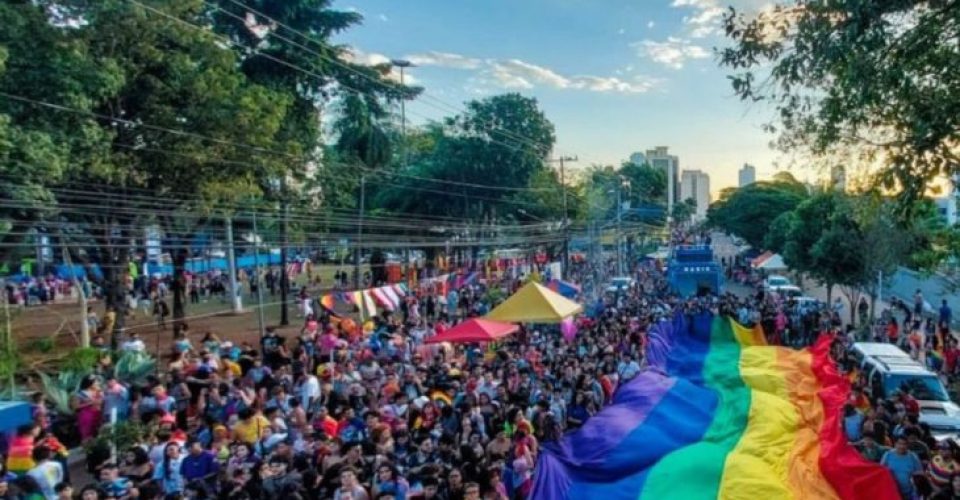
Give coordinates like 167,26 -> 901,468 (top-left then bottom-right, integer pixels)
1,241 -> 957,499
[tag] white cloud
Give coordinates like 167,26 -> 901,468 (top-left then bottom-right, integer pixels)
670,0 -> 771,39
685,6 -> 725,37
378,13 -> 389,22
484,59 -> 657,93
492,59 -> 570,88
343,47 -> 389,66
406,51 -> 483,70
618,28 -> 626,35
647,21 -> 655,29
632,37 -> 710,69
569,75 -> 659,93
369,49 -> 657,94
488,64 -> 535,89
343,47 -> 417,84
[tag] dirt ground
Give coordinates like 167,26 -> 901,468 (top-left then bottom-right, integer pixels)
8,264 -> 368,366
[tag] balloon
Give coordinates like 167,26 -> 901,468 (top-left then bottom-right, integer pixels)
561,317 -> 578,343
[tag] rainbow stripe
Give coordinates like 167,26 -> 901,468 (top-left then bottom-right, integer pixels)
532,314 -> 900,500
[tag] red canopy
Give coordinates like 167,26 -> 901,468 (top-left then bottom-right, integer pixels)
424,318 -> 519,344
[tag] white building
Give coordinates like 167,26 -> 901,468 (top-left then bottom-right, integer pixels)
643,146 -> 680,215
738,164 -> 756,187
935,175 -> 959,226
680,170 -> 711,221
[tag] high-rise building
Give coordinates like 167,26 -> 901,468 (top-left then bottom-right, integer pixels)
680,170 -> 711,221
644,146 -> 680,214
738,164 -> 756,187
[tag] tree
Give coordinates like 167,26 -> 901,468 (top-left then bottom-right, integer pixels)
379,94 -> 556,221
808,201 -> 864,306
618,162 -> 666,206
780,192 -> 841,279
706,176 -> 807,249
0,1 -> 301,342
720,0 -> 960,202
672,198 -> 697,225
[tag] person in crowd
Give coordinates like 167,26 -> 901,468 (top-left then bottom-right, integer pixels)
882,436 -> 925,499
22,244 -> 960,499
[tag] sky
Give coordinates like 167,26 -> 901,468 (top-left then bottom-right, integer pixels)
333,0 -> 789,193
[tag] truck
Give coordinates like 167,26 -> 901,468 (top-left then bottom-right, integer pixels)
666,244 -> 723,297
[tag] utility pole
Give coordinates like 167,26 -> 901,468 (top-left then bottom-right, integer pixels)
279,177 -> 290,326
392,59 -> 414,282
225,216 -> 242,314
252,208 -> 265,339
617,181 -> 623,276
391,59 -> 414,168
354,175 -> 366,289
548,155 -> 578,278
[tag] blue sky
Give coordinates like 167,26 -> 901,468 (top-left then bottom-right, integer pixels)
334,0 -> 789,192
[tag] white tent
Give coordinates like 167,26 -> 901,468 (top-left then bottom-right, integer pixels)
756,253 -> 787,270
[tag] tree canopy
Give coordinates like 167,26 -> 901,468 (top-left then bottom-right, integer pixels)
706,175 -> 808,249
721,0 -> 960,201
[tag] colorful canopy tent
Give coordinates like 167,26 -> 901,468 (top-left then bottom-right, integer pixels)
545,279 -> 581,299
754,252 -> 787,270
750,250 -> 774,268
486,282 -> 583,324
424,318 -> 519,344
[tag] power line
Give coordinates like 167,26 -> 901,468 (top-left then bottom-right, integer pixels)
215,0 -> 557,158
126,0 -> 597,201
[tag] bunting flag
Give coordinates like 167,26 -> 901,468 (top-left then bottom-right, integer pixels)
532,314 -> 900,500
382,286 -> 402,310
348,291 -> 366,321
370,287 -> 394,312
362,290 -> 377,318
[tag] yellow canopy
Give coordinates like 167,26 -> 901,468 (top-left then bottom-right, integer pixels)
486,282 -> 583,324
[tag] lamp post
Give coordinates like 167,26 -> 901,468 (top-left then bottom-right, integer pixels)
392,58 -> 414,280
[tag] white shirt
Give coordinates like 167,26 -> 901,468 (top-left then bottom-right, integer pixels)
300,375 -> 321,409
121,338 -> 146,352
27,461 -> 63,500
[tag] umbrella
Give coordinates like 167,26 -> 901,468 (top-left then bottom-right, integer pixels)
424,318 -> 519,344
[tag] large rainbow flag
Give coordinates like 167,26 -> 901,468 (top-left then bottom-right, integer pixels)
532,314 -> 900,500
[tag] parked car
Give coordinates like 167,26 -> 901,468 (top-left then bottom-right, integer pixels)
763,275 -> 793,292
775,285 -> 803,299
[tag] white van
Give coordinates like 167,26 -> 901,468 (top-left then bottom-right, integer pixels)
852,342 -> 960,439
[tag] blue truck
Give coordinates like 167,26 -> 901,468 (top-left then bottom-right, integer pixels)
666,245 -> 723,297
